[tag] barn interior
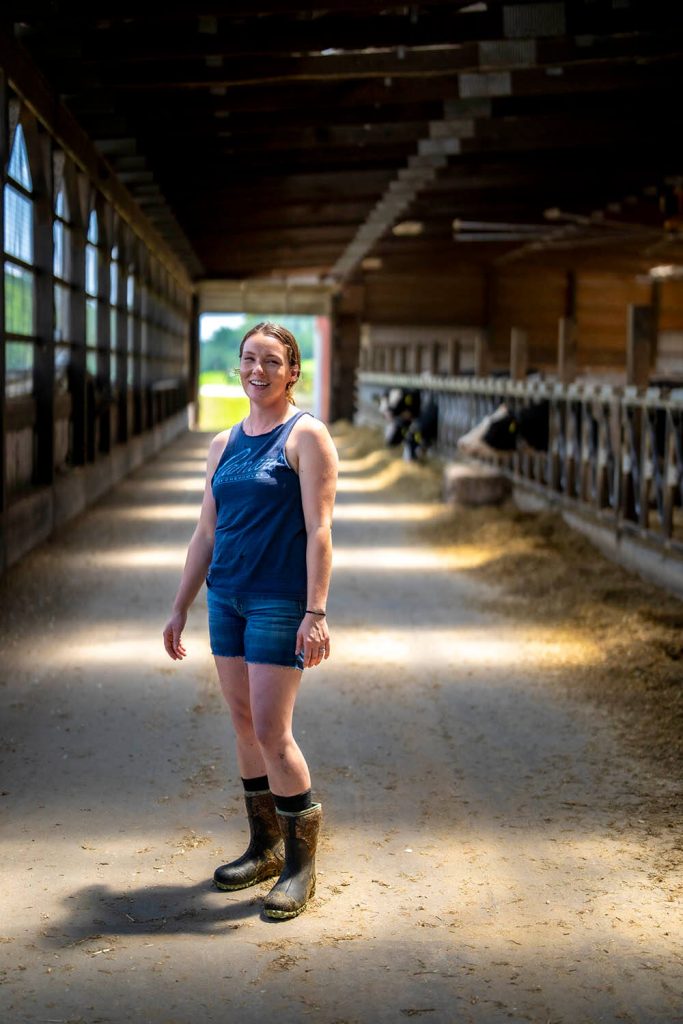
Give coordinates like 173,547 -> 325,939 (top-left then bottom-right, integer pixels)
1,1 -> 683,576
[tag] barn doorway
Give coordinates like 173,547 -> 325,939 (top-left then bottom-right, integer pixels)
197,313 -> 331,431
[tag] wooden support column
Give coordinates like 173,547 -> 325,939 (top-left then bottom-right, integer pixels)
330,284 -> 363,423
557,317 -> 577,384
32,127 -> 55,486
510,327 -> 528,381
132,267 -> 143,434
626,304 -> 653,388
426,340 -> 440,375
0,70 -> 7,566
95,196 -> 111,454
69,180 -> 87,466
558,269 -> 577,384
115,254 -> 128,443
474,330 -> 490,377
446,337 -> 461,376
188,292 -> 200,425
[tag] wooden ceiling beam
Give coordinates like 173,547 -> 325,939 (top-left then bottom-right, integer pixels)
66,39 -> 683,92
26,10 -> 502,63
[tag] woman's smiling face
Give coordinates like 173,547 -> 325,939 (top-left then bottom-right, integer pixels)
239,332 -> 298,401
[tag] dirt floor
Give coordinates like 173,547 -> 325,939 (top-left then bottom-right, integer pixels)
0,423 -> 681,1024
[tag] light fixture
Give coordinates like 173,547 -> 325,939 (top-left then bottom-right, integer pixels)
361,257 -> 383,270
649,265 -> 683,279
392,220 -> 423,236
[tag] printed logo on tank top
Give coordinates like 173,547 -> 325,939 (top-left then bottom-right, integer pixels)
213,448 -> 281,486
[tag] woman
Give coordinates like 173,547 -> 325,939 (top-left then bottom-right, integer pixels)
163,321 -> 338,920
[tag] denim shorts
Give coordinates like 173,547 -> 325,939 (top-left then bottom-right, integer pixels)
206,589 -> 306,670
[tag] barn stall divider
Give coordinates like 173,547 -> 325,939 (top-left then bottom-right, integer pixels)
356,372 -> 683,561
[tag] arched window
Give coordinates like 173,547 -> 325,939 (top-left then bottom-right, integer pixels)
53,187 -> 71,388
85,209 -> 99,375
3,122 -> 34,396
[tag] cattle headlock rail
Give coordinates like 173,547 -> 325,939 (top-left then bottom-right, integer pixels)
356,372 -> 683,558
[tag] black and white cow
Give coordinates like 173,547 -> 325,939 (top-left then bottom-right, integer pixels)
457,401 -> 549,458
404,393 -> 439,460
379,387 -> 421,446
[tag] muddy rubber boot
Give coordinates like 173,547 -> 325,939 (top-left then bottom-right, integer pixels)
263,803 -> 322,920
214,790 -> 284,891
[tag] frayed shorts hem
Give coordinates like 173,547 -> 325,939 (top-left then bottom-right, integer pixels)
207,590 -> 306,671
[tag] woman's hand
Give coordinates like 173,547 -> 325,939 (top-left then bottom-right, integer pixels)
163,609 -> 187,661
296,612 -> 330,669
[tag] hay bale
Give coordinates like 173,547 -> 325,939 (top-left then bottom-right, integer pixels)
443,462 -> 512,507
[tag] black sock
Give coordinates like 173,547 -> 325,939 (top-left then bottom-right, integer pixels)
241,775 -> 269,793
273,790 -> 312,814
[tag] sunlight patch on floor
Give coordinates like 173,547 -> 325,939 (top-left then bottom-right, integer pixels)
336,461 -> 414,493
333,625 -> 601,669
333,503 -> 441,522
332,545 -> 492,570
112,505 -> 201,522
118,477 -> 205,494
337,449 -> 393,474
85,546 -> 189,568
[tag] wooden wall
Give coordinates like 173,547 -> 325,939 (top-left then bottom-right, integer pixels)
352,259 -> 683,384
489,268 -> 567,369
362,269 -> 485,326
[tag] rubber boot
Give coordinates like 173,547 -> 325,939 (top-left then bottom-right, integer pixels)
214,790 -> 284,891
263,803 -> 322,920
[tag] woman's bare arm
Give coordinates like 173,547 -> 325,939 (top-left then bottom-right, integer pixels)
292,418 -> 338,668
162,430 -> 229,660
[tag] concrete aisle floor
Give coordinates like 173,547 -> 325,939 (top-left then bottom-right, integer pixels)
0,427 -> 681,1024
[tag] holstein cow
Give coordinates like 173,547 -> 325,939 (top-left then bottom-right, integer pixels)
457,401 -> 550,458
404,393 -> 439,460
379,387 -> 421,447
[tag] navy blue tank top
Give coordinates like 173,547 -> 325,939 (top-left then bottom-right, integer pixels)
207,411 -> 310,599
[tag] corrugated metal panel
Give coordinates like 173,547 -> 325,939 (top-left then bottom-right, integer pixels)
503,3 -> 566,39
459,71 -> 513,98
478,39 -> 537,68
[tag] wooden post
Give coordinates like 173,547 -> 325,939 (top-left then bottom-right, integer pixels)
69,178 -> 87,465
557,316 -> 577,384
426,340 -> 440,375
474,329 -> 490,377
132,265 -> 143,434
32,128 -> 56,486
115,249 -> 128,443
330,289 -> 362,422
510,327 -> 528,381
188,291 -> 199,426
446,337 -> 460,376
626,304 -> 653,388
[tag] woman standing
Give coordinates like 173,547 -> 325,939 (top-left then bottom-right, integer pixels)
163,322 -> 338,920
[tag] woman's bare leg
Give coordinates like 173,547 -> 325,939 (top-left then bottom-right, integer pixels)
247,663 -> 310,796
213,655 -> 267,779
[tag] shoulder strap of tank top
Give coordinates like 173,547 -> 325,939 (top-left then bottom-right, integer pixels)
212,420 -> 244,478
279,409 -> 312,447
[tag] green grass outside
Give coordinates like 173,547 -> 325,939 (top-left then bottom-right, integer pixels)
197,358 -> 315,430
198,393 -> 250,432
